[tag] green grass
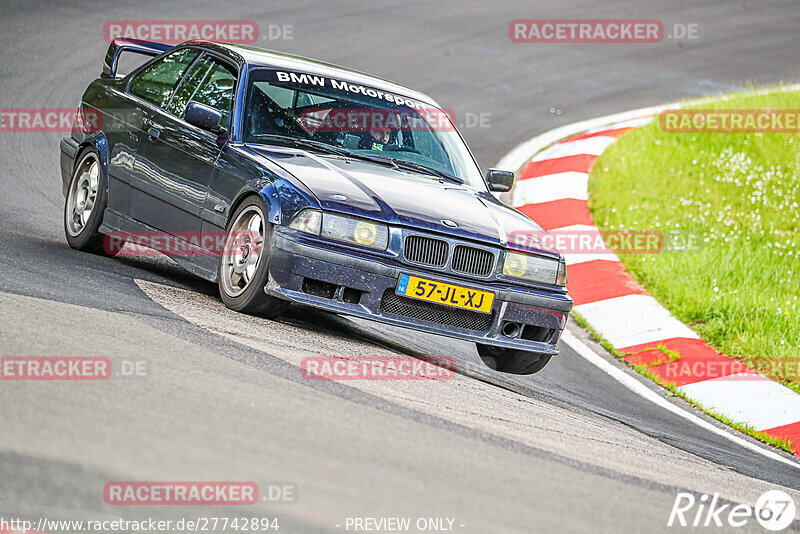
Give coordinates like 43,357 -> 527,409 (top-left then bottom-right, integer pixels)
589,86 -> 800,394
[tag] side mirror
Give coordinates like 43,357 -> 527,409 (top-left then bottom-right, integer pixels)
185,101 -> 224,134
486,169 -> 515,192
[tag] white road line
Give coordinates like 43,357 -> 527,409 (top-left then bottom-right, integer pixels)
563,251 -> 620,266
679,376 -> 800,432
573,116 -> 657,134
561,330 -> 800,469
574,294 -> 699,349
512,171 -> 589,205
530,136 -> 618,161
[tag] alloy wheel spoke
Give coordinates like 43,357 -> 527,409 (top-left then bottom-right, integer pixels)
248,215 -> 262,236
245,251 -> 260,273
229,267 -> 243,288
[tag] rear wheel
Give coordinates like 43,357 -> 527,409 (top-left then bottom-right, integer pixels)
218,196 -> 289,318
476,343 -> 552,375
64,148 -> 110,254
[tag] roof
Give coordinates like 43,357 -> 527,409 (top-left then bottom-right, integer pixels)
185,41 -> 440,107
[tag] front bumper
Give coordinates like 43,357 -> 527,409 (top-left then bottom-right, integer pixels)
266,228 -> 572,354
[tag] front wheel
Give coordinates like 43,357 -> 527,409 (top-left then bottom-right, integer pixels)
218,196 -> 289,318
476,344 -> 552,375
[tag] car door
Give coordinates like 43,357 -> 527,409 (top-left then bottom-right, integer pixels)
103,47 -> 199,219
120,48 -> 200,226
129,51 -> 236,235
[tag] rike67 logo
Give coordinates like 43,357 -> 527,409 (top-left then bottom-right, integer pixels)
668,490 -> 796,531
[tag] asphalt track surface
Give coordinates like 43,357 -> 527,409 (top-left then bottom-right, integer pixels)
2,1 -> 800,532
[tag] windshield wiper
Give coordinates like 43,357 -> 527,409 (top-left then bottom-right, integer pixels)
388,159 -> 464,184
251,134 -> 352,156
252,135 -> 400,168
344,151 -> 399,168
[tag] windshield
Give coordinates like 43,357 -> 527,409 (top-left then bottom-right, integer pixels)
243,68 -> 485,188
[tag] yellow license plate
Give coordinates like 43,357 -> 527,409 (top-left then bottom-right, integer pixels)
395,274 -> 494,314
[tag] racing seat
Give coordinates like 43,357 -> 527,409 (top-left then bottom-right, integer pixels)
247,87 -> 287,137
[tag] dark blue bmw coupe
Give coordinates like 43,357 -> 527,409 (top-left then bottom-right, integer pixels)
60,39 -> 572,374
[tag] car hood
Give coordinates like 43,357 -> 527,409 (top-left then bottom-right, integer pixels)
247,145 -> 560,257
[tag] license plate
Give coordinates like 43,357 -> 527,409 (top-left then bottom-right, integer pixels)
395,274 -> 494,314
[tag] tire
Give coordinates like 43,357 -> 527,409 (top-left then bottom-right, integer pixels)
218,195 -> 289,318
64,147 -> 110,254
476,343 -> 553,375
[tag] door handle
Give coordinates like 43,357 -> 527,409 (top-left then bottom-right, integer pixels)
147,126 -> 161,140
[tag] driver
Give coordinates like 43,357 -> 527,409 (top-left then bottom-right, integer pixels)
357,109 -> 401,151
365,126 -> 391,151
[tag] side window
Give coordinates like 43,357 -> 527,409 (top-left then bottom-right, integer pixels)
167,56 -> 236,127
128,48 -> 199,108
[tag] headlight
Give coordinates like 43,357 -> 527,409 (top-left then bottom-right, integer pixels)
290,210 -> 389,250
322,213 -> 389,250
289,209 -> 322,234
502,251 -> 560,285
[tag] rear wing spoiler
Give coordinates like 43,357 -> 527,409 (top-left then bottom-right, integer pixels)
101,38 -> 172,78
